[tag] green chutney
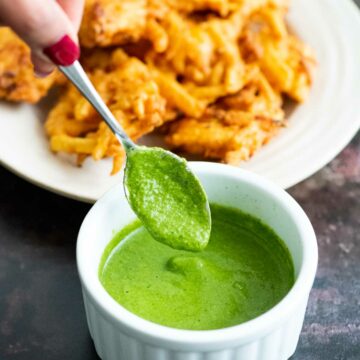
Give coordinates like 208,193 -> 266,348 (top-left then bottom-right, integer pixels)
124,146 -> 211,251
99,204 -> 294,330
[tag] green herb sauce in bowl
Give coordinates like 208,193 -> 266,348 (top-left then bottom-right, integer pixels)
99,204 -> 294,330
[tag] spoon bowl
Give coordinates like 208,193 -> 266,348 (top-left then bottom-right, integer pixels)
124,146 -> 211,251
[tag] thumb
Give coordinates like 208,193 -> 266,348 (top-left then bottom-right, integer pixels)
0,0 -> 80,76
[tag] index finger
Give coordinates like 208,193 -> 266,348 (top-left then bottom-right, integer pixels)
57,0 -> 85,32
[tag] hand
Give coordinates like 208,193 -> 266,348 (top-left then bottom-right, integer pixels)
0,0 -> 84,76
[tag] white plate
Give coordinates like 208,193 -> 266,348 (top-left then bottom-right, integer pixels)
0,0 -> 359,203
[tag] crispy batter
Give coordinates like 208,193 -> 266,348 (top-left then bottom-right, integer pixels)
80,0 -> 148,47
150,68 -> 206,118
144,1 -> 291,91
79,0 -> 291,51
46,49 -> 166,171
165,66 -> 285,163
0,28 -> 62,103
79,0 -> 170,49
218,65 -> 285,120
0,0 -> 315,173
239,6 -> 316,102
165,114 -> 282,164
145,9 -> 246,90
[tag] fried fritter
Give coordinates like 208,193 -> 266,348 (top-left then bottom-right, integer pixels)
80,0 -> 171,53
45,48 -> 167,173
78,0 -> 265,55
165,114 -> 282,164
47,49 -> 166,138
239,5 -> 316,102
145,1 -> 290,92
0,28 -> 61,103
79,0 -> 148,48
1,0 -> 313,175
165,66 -> 285,164
145,9 -> 246,91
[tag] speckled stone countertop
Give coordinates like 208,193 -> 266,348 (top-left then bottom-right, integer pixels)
1,6 -> 360,360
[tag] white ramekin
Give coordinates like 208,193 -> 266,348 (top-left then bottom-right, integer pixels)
77,162 -> 318,360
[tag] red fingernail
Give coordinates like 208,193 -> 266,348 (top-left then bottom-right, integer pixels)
43,35 -> 80,66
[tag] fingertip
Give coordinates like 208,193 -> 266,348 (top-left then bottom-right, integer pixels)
31,52 -> 55,77
34,70 -> 53,78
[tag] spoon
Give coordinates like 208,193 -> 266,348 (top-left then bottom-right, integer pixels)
45,43 -> 211,251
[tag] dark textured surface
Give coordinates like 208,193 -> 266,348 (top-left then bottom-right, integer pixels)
1,4 -> 360,360
289,135 -> 360,360
1,133 -> 359,360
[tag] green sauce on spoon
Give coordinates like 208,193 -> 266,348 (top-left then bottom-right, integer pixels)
124,146 -> 211,251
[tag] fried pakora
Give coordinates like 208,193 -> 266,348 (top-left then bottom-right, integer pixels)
165,115 -> 281,164
165,65 -> 285,163
0,0 -> 316,173
0,28 -> 61,103
45,49 -> 166,174
80,0 -> 149,48
239,5 -> 316,102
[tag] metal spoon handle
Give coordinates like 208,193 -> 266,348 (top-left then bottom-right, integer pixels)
59,61 -> 135,151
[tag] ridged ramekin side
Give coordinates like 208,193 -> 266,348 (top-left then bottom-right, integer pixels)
82,289 -> 309,360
